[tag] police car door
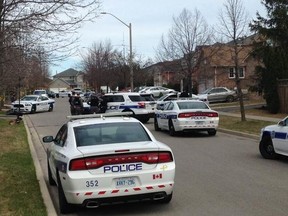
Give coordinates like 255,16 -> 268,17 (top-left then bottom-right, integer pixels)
40,96 -> 49,111
161,101 -> 174,130
273,118 -> 288,154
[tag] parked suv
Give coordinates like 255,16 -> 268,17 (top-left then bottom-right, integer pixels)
139,93 -> 157,118
197,87 -> 237,103
103,92 -> 151,123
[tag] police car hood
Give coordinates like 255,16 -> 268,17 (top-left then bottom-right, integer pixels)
263,124 -> 278,131
77,141 -> 166,157
12,99 -> 34,104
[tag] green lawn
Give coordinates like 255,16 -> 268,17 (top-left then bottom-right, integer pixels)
219,115 -> 276,135
0,119 -> 47,216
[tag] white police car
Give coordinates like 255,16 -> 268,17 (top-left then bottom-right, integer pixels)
154,100 -> 219,136
11,94 -> 55,114
103,92 -> 151,123
42,113 -> 175,214
259,116 -> 288,159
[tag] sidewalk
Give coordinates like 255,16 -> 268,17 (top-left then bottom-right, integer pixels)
218,111 -> 283,123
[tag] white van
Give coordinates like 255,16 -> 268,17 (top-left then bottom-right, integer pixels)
33,89 -> 48,97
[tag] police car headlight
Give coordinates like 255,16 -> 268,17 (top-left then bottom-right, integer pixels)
260,127 -> 265,136
24,103 -> 32,106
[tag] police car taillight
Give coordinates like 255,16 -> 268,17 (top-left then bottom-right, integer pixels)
178,112 -> 218,118
138,102 -> 146,108
69,151 -> 173,171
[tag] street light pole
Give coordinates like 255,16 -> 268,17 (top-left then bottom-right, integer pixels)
101,12 -> 134,91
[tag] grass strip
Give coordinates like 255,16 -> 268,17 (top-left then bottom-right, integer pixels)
0,119 -> 47,216
219,115 -> 276,135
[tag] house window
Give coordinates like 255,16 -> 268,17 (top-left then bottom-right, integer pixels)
229,67 -> 245,79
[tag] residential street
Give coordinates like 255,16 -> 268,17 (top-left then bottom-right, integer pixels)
24,98 -> 288,216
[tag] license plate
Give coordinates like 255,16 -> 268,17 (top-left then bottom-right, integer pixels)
196,121 -> 204,125
115,177 -> 136,188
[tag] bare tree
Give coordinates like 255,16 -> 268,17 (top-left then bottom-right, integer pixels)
81,41 -> 123,92
0,0 -> 102,102
156,8 -> 212,95
217,0 -> 250,121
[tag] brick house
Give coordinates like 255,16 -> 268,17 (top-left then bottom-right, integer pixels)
194,43 -> 261,93
143,60 -> 183,88
146,34 -> 262,95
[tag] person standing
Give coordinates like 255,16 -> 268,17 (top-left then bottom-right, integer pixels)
70,92 -> 83,115
87,93 -> 100,114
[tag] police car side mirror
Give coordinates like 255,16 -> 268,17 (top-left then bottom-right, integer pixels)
42,136 -> 54,143
278,121 -> 285,127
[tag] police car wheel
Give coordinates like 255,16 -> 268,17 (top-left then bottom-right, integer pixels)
208,129 -> 216,136
48,104 -> 53,112
57,172 -> 73,214
154,117 -> 161,131
141,116 -> 150,123
169,120 -> 176,136
47,161 -> 56,186
30,105 -> 36,114
259,136 -> 277,159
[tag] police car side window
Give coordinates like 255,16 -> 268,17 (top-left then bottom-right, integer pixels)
284,118 -> 288,126
167,103 -> 174,110
54,125 -> 68,147
110,96 -> 124,102
164,102 -> 173,110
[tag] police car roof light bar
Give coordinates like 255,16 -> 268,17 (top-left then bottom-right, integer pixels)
66,112 -> 134,120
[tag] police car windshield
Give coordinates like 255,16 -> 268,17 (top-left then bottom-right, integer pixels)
74,122 -> 151,147
21,96 -> 38,101
177,101 -> 209,110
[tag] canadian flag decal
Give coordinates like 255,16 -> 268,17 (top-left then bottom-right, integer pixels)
153,174 -> 162,179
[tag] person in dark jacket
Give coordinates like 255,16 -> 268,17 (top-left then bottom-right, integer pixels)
87,93 -> 101,114
99,93 -> 107,113
70,93 -> 83,115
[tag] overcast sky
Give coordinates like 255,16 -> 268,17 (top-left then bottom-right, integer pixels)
50,0 -> 266,75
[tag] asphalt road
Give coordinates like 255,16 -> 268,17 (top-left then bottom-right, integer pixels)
25,98 -> 288,216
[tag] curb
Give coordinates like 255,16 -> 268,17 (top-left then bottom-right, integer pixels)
23,116 -> 57,216
218,128 -> 259,140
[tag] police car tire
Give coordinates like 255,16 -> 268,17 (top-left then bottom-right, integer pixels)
141,116 -> 150,123
154,117 -> 161,131
169,120 -> 176,136
47,161 -> 56,186
48,104 -> 53,112
208,129 -> 217,136
259,136 -> 277,159
30,105 -> 36,114
57,172 -> 73,214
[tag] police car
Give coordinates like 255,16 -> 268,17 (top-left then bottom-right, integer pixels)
103,92 -> 151,123
11,94 -> 55,114
42,113 -> 175,214
259,116 -> 288,159
154,100 -> 219,136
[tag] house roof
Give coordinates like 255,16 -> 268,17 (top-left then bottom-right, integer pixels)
144,59 -> 182,72
198,44 -> 254,67
53,68 -> 83,78
49,78 -> 71,86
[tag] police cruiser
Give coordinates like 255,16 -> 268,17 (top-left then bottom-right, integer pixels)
259,116 -> 288,159
154,99 -> 219,136
103,92 -> 151,123
42,112 -> 175,214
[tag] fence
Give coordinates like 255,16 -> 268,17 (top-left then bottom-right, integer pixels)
278,79 -> 288,114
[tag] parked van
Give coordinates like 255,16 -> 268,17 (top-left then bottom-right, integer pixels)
33,89 -> 48,97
